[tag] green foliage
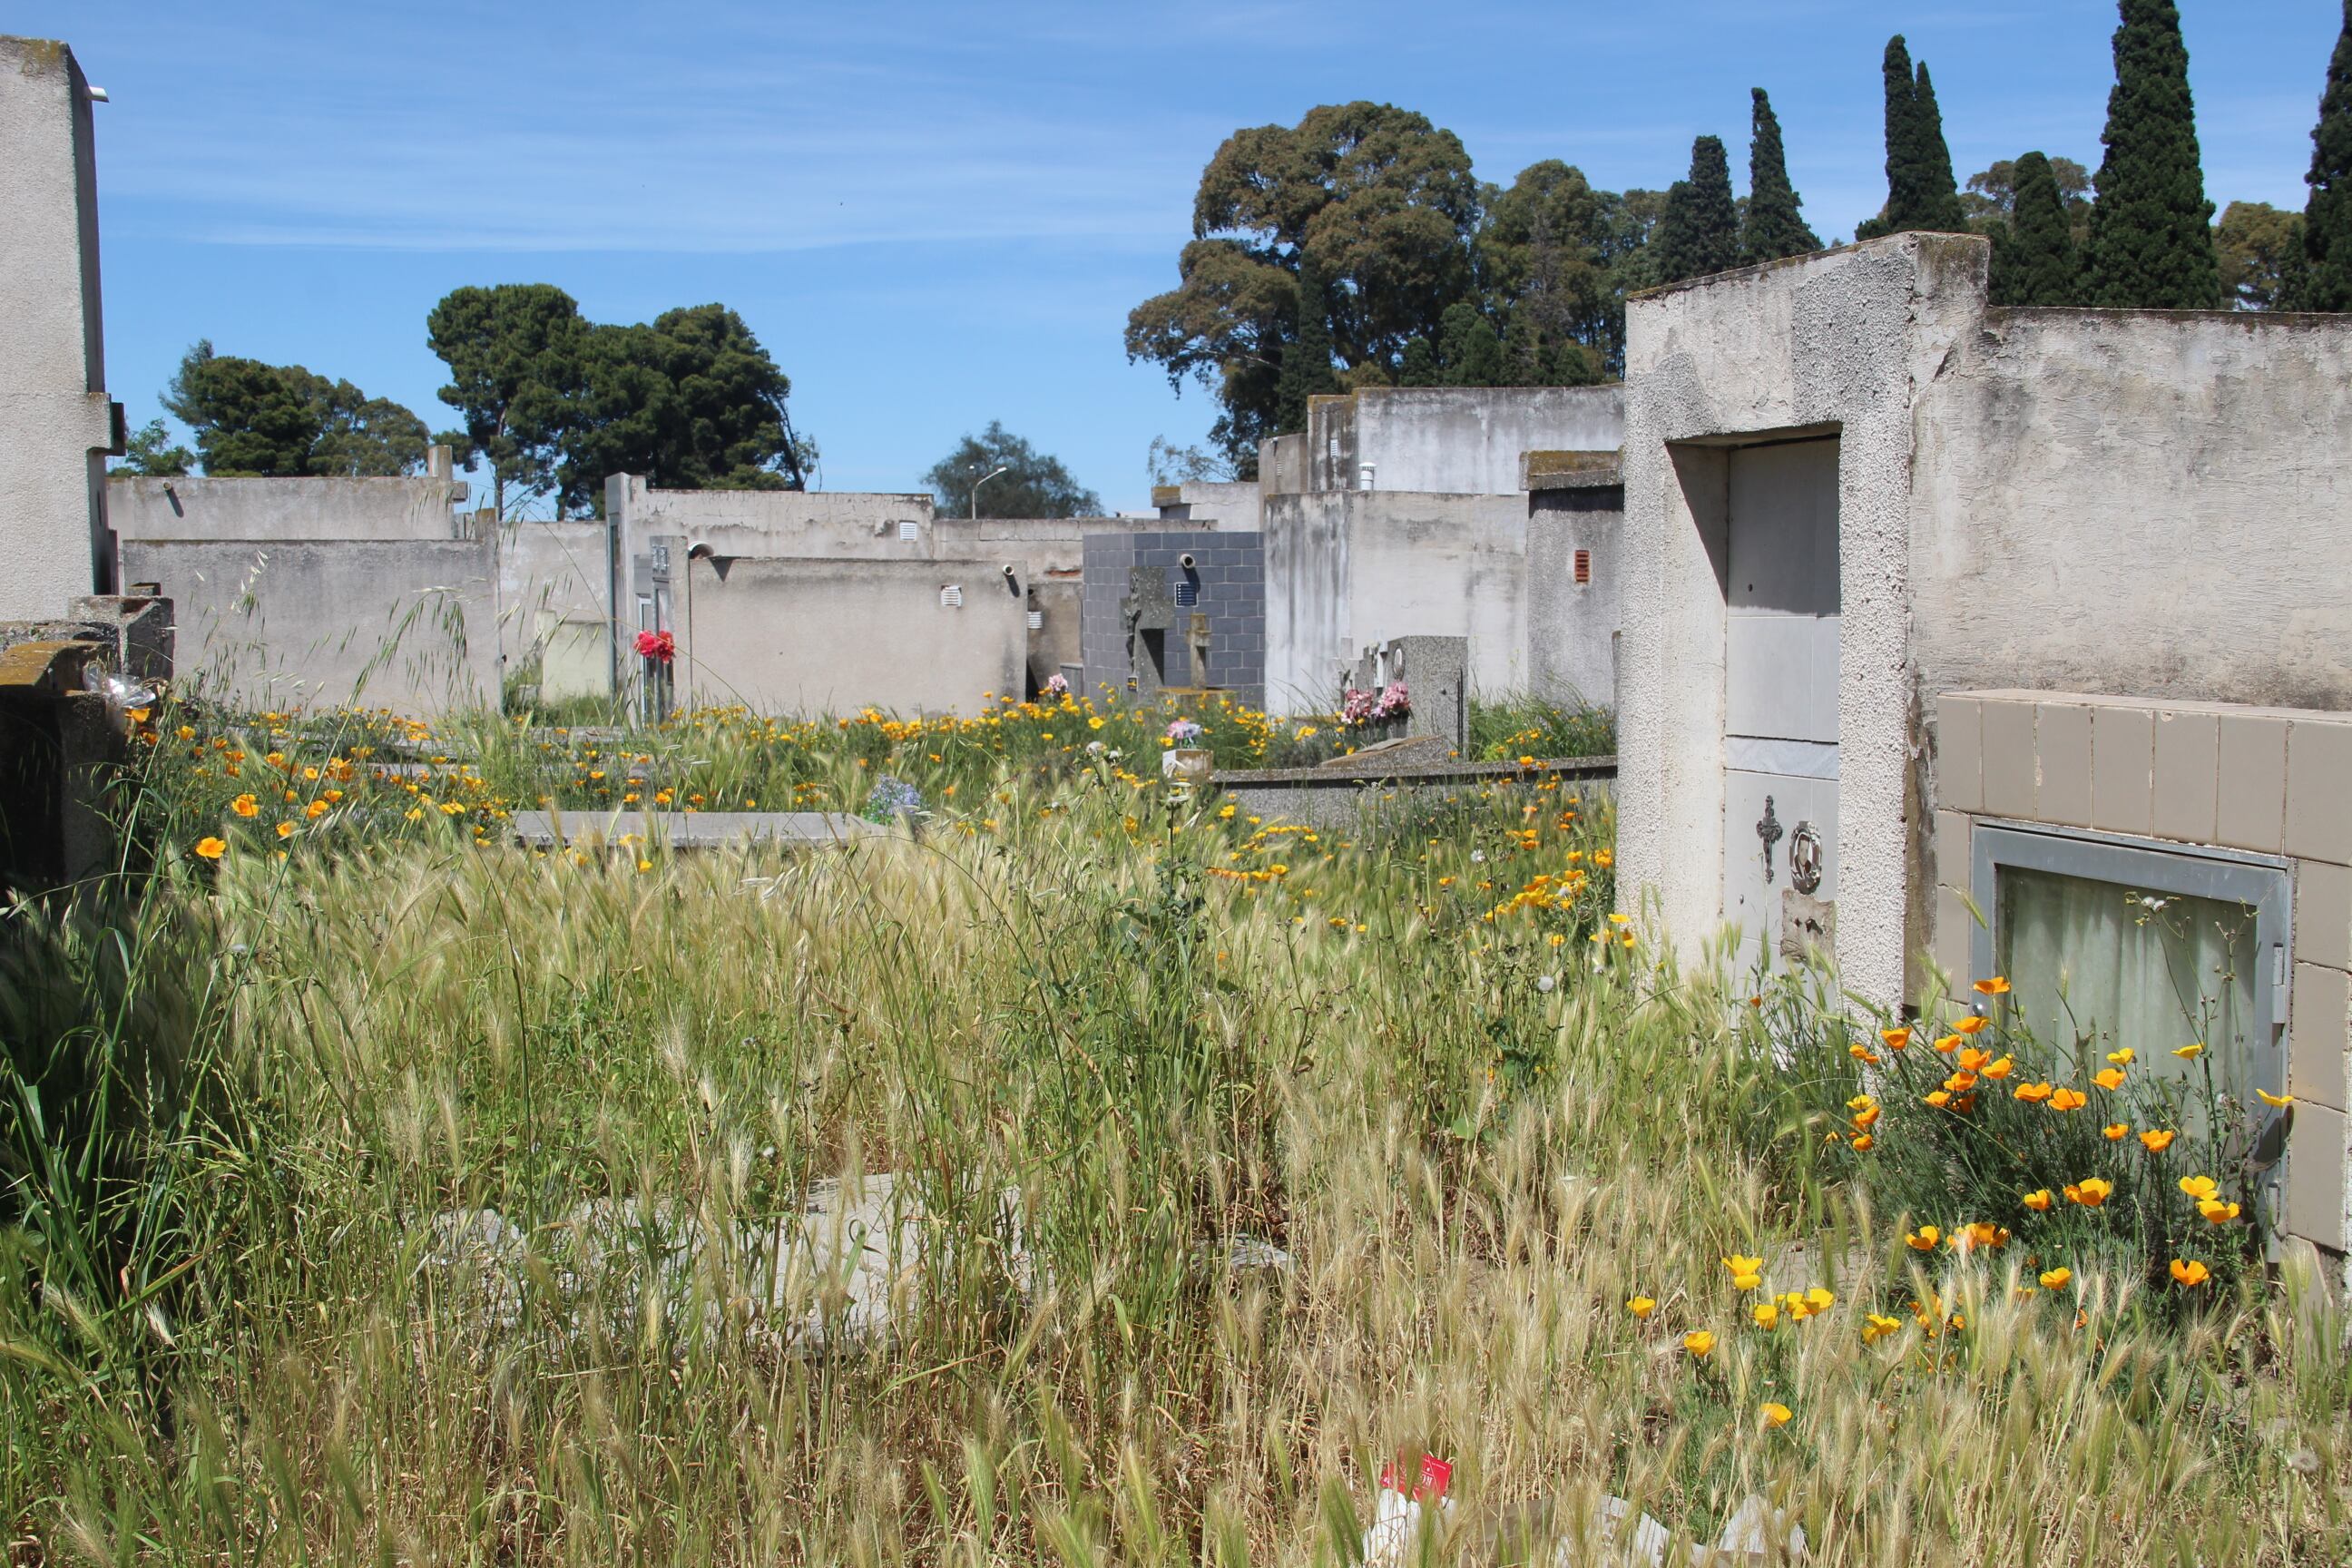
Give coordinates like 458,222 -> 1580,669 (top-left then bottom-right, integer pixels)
2082,0 -> 2220,309
1436,301 -> 1503,386
2214,201 -> 2307,310
1858,36 -> 1969,239
2298,0 -> 2352,310
162,340 -> 430,477
425,283 -> 585,517
1129,109 -> 1648,468
924,421 -> 1102,519
1989,152 -> 2084,306
1466,694 -> 1615,760
1653,135 -> 1740,283
424,291 -> 814,515
108,419 -> 191,477
1741,89 -> 1820,263
1963,154 -> 2094,230
1272,255 -> 1338,435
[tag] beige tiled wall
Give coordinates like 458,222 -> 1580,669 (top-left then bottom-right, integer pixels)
1934,690 -> 2352,1254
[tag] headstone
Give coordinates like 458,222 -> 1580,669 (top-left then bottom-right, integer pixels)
1351,635 -> 1467,752
1122,564 -> 1174,698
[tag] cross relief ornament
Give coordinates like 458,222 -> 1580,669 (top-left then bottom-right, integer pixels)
1757,794 -> 1783,884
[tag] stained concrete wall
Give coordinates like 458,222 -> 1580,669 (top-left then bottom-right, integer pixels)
1,37 -> 114,619
1305,386 -> 1623,495
1908,308 -> 2352,710
121,535 -> 499,713
499,519 -> 612,700
1152,479 -> 1263,531
680,555 -> 1024,716
1264,491 -> 1544,713
110,472 -> 472,544
1616,230 -> 2352,1014
1617,234 -> 1988,1011
1528,485 -> 1622,710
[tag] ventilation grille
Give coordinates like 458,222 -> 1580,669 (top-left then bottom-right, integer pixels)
899,520 -> 920,541
1173,581 -> 1199,607
939,584 -> 963,608
1573,548 -> 1592,585
1026,610 -> 1044,630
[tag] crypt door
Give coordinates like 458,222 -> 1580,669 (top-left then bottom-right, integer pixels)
1720,438 -> 1841,972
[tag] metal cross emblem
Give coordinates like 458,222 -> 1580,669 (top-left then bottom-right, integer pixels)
1757,795 -> 1783,884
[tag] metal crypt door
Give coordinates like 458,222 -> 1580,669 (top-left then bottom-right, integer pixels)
1720,438 -> 1840,972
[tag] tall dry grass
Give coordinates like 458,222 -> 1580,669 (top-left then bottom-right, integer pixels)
0,707 -> 2344,1564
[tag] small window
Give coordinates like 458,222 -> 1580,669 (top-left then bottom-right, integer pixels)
1970,823 -> 2287,1123
1573,548 -> 1592,585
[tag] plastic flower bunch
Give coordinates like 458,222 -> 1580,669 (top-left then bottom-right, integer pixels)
1166,719 -> 1205,744
1043,672 -> 1071,697
633,629 -> 676,665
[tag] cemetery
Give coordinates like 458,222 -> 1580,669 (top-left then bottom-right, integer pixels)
5,14 -> 2352,1566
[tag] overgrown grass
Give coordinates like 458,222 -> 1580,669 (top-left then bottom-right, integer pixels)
1466,694 -> 1615,762
0,692 -> 2342,1564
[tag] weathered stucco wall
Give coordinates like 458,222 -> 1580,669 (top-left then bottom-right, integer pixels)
121,535 -> 499,713
1909,308 -> 2352,710
1,36 -> 113,619
680,556 -> 1024,716
1527,486 -> 1623,710
1264,491 -> 1533,713
499,520 -> 612,699
1617,234 -> 1986,1007
1348,385 -> 1623,495
110,473 -> 472,544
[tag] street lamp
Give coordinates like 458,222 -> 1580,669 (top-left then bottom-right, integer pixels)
971,465 -> 1010,520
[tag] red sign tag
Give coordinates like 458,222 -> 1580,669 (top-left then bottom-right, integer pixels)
1377,1454 -> 1453,1502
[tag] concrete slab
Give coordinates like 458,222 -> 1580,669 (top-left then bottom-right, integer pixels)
511,808 -> 885,850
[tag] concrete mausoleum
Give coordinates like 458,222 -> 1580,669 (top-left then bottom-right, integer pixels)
1259,385 -> 1624,716
1615,231 -> 2352,1255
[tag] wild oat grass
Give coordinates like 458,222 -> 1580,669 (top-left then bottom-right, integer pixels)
0,695 -> 2344,1564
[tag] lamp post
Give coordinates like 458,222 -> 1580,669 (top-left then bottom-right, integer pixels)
971,465 -> 1010,520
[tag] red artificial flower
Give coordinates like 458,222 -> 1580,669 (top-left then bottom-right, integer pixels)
635,629 -> 676,665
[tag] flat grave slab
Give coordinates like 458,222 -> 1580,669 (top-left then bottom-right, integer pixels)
511,808 -> 886,850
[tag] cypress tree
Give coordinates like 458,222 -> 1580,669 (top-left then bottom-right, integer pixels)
1861,37 -> 1968,237
1656,135 -> 1741,281
1500,311 -> 1546,387
1989,152 -> 2081,305
1904,64 -> 1970,230
2082,0 -> 2220,309
1743,88 -> 1820,262
2298,0 -> 2352,311
1274,256 -> 1338,434
1436,301 -> 1503,386
1397,335 -> 1440,386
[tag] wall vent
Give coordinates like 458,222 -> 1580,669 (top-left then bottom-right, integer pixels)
898,519 -> 920,541
1026,609 -> 1044,630
939,584 -> 963,608
1573,548 -> 1592,585
1173,581 -> 1199,607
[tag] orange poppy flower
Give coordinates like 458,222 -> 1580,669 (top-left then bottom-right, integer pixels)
1973,977 -> 2012,995
2169,1259 -> 2210,1288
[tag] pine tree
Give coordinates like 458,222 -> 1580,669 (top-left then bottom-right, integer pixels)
1860,37 -> 1969,238
1273,256 -> 1338,434
1742,88 -> 1820,262
1436,301 -> 1503,386
2299,0 -> 2352,310
1989,152 -> 2082,305
1655,135 -> 1741,281
2082,0 -> 2220,309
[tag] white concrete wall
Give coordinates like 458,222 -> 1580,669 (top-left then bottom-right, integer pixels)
1909,308 -> 2352,710
109,474 -> 472,544
1264,490 -> 1532,713
498,519 -> 612,697
0,37 -> 113,619
1299,386 -> 1622,495
121,535 -> 499,714
681,556 -> 1025,716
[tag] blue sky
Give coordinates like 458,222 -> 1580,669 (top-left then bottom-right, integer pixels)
23,1 -> 2345,513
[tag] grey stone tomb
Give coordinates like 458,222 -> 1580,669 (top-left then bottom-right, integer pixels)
1351,635 -> 1467,752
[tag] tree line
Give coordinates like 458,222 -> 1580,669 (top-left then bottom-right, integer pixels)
1131,0 -> 2352,475
119,288 -> 818,519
